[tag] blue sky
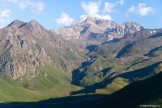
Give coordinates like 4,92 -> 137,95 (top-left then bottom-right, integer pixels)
0,0 -> 161,29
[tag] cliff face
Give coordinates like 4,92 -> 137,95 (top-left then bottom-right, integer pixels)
0,20 -> 86,79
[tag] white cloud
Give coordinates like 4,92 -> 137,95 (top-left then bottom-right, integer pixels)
18,0 -> 45,12
128,6 -> 135,13
0,9 -> 12,17
1,0 -> 45,13
80,14 -> 111,21
104,2 -> 115,13
81,1 -> 111,20
128,3 -> 155,16
104,0 -> 124,13
18,0 -> 27,10
56,12 -> 74,26
0,9 -> 12,27
96,14 -> 111,20
137,3 -> 155,16
29,1 -> 45,12
81,1 -> 100,17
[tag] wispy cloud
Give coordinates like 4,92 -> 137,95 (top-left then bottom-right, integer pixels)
5,0 -> 18,4
81,1 -> 111,20
128,6 -> 135,13
81,1 -> 101,17
56,12 -> 74,26
128,3 -> 155,16
18,0 -> 45,13
1,0 -> 45,13
103,0 -> 124,13
0,9 -> 12,27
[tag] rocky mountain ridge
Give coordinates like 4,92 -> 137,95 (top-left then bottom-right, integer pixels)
51,17 -> 143,43
0,20 -> 86,80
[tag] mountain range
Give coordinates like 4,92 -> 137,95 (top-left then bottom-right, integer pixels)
51,17 -> 143,43
0,17 -> 162,107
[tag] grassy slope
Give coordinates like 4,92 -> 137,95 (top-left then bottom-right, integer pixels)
0,71 -> 162,108
0,76 -> 42,102
96,77 -> 129,94
0,62 -> 81,102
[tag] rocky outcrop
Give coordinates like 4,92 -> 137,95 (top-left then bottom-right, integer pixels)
0,24 -> 50,79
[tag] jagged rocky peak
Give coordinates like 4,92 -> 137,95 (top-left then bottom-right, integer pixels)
122,22 -> 144,33
23,20 -> 44,31
82,17 -> 105,24
51,17 -> 144,43
80,17 -> 117,28
82,17 -> 94,23
8,20 -> 26,28
28,20 -> 40,26
122,22 -> 142,27
7,19 -> 44,31
81,16 -> 109,22
51,17 -> 116,40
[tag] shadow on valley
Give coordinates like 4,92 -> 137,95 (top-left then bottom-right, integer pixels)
118,61 -> 162,80
115,42 -> 133,58
148,32 -> 162,39
1,71 -> 162,108
71,56 -> 97,86
86,45 -> 98,53
144,46 -> 162,57
125,59 -> 149,70
70,67 -> 112,95
70,61 -> 162,95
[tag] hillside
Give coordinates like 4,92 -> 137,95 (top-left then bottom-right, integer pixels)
0,68 -> 161,108
0,20 -> 86,102
72,27 -> 162,88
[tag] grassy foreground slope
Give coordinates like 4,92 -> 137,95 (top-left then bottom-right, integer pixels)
96,77 -> 129,94
0,63 -> 81,102
0,70 -> 162,108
